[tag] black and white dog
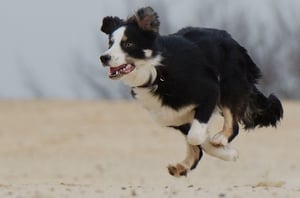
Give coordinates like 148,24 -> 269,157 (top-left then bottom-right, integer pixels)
100,7 -> 283,177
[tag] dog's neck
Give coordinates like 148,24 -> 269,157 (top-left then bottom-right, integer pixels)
136,66 -> 166,88
121,55 -> 162,88
121,65 -> 157,88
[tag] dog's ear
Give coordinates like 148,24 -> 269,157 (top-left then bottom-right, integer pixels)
129,7 -> 160,33
101,16 -> 124,35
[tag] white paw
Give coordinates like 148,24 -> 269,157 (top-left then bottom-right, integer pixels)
201,140 -> 239,161
186,120 -> 208,145
223,146 -> 239,161
210,132 -> 228,146
187,131 -> 207,145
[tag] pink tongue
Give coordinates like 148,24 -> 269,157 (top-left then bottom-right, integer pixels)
110,64 -> 126,73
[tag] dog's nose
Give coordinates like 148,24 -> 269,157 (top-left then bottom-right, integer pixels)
100,54 -> 111,66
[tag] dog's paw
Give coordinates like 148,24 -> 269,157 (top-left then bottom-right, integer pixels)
201,140 -> 239,161
167,164 -> 188,177
187,129 -> 207,145
187,133 -> 206,145
222,146 -> 239,161
186,120 -> 207,145
210,132 -> 228,147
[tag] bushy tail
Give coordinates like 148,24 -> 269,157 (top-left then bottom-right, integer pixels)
241,87 -> 283,129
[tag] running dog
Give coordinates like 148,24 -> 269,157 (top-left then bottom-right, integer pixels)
99,7 -> 283,177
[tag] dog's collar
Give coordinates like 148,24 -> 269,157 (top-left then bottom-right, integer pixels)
135,67 -> 165,88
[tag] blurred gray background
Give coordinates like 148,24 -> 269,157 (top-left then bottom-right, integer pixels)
1,0 -> 299,100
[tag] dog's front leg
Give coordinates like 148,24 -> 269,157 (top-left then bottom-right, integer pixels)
187,105 -> 215,145
167,143 -> 203,177
168,125 -> 203,177
187,119 -> 208,145
168,123 -> 238,177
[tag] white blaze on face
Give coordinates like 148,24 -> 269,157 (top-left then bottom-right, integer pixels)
101,26 -> 162,87
102,26 -> 126,67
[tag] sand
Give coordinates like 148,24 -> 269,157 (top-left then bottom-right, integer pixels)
0,100 -> 299,197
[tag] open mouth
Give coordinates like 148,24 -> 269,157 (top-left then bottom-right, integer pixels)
109,64 -> 135,79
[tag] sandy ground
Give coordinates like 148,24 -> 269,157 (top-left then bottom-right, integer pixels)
0,100 -> 299,197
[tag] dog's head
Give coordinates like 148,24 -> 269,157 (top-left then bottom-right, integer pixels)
100,7 -> 161,86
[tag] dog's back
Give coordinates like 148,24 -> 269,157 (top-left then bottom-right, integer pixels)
167,27 -> 283,130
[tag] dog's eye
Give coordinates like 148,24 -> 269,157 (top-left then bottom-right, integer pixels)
123,42 -> 135,49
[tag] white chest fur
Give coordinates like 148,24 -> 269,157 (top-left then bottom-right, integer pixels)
133,88 -> 195,126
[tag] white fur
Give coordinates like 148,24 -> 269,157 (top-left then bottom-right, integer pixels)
122,55 -> 162,87
102,26 -> 162,87
133,88 -> 195,126
143,49 -> 153,58
211,133 -> 228,146
102,27 -> 126,67
187,119 -> 208,145
102,25 -> 239,167
201,140 -> 239,161
210,107 -> 233,146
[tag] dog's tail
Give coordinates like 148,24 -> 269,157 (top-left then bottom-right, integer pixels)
240,86 -> 283,129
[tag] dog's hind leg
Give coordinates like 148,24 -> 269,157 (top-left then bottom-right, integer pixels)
173,118 -> 239,162
201,139 -> 239,161
210,107 -> 239,147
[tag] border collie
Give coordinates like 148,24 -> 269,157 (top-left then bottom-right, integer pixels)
99,7 -> 283,177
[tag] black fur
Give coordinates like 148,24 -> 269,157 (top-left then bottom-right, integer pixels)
151,28 -> 282,129
100,7 -> 284,176
172,124 -> 191,136
190,146 -> 203,170
228,124 -> 239,142
239,87 -> 284,129
101,16 -> 124,35
101,7 -> 283,137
